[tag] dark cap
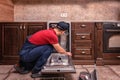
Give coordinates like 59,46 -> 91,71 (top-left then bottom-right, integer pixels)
57,21 -> 69,30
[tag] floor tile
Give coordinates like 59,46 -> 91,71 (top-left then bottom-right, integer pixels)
0,65 -> 13,74
0,65 -> 120,80
97,66 -> 120,80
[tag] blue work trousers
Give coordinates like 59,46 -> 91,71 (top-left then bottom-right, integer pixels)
19,38 -> 53,73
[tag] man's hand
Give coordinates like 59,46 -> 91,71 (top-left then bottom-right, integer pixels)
66,52 -> 72,56
52,43 -> 72,56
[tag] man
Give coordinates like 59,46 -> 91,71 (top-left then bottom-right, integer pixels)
14,21 -> 72,78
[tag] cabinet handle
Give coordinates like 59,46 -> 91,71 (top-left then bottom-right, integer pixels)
80,24 -> 86,28
81,35 -> 86,39
117,56 -> 120,59
20,25 -> 22,29
81,51 -> 86,54
23,25 -> 25,29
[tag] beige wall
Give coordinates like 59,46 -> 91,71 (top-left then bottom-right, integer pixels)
14,0 -> 120,22
0,0 -> 14,22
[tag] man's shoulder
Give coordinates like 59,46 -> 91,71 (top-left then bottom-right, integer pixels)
42,29 -> 53,32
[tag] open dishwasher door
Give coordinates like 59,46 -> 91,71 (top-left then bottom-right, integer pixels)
41,53 -> 76,74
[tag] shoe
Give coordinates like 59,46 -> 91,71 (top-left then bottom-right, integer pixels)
31,72 -> 42,78
14,64 -> 30,74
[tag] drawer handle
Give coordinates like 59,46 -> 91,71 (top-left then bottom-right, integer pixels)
23,25 -> 25,29
81,35 -> 86,39
81,51 -> 86,54
117,56 -> 120,59
80,24 -> 86,28
20,25 -> 22,29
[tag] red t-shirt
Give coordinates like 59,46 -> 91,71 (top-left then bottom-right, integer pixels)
28,29 -> 58,45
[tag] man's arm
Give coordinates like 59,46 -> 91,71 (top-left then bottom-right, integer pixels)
52,43 -> 72,56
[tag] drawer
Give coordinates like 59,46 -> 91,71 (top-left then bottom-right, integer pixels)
103,53 -> 120,60
75,33 -> 91,40
74,40 -> 92,48
74,48 -> 91,55
74,23 -> 94,32
73,55 -> 92,60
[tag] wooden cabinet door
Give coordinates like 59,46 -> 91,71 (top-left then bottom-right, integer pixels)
23,22 -> 47,42
2,23 -> 23,64
1,22 -> 47,64
0,23 -> 2,62
25,22 -> 47,36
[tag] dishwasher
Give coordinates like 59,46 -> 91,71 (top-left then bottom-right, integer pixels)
39,21 -> 76,80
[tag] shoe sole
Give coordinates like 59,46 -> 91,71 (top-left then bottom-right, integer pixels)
31,74 -> 42,78
14,65 -> 30,74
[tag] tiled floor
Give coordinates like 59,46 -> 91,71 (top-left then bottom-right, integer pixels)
0,65 -> 120,80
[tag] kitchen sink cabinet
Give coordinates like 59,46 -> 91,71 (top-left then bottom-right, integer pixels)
1,22 -> 47,64
71,22 -> 95,64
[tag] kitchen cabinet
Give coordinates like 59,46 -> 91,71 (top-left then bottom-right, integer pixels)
25,22 -> 47,35
71,22 -> 95,64
95,22 -> 120,65
1,22 -> 47,64
0,23 -> 2,61
1,22 -> 119,65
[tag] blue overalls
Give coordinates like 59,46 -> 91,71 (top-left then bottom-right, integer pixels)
19,37 -> 53,73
